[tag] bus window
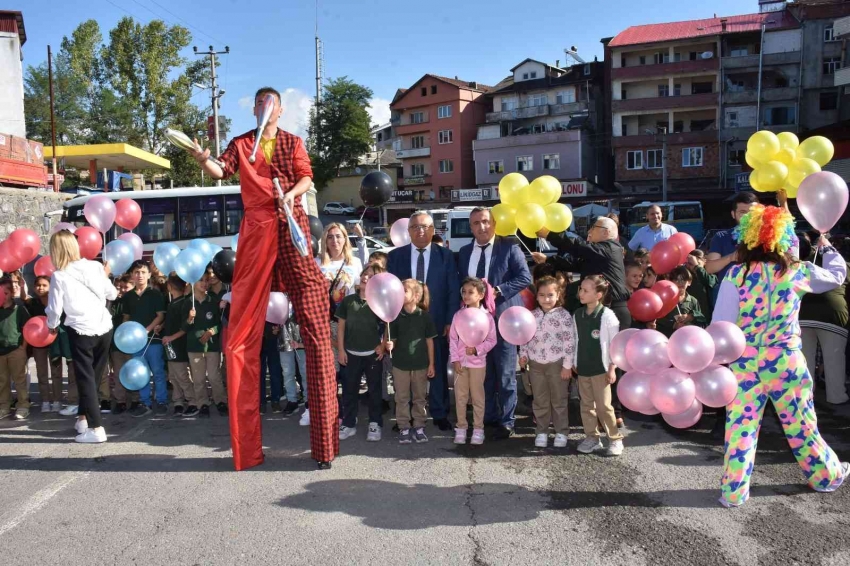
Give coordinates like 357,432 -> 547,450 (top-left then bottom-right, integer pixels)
225,194 -> 244,235
64,205 -> 86,227
138,198 -> 178,243
179,195 -> 222,239
451,218 -> 473,239
672,204 -> 701,222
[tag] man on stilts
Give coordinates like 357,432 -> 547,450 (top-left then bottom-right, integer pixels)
191,87 -> 338,470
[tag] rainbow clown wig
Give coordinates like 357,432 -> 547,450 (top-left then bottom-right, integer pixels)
733,204 -> 796,254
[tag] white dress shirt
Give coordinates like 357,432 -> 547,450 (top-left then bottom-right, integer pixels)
467,236 -> 496,281
46,259 -> 118,336
410,243 -> 432,281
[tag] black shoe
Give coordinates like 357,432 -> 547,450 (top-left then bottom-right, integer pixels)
271,402 -> 282,413
494,426 -> 515,440
100,400 -> 111,414
155,404 -> 169,416
382,399 -> 391,413
131,404 -> 152,418
283,401 -> 299,416
113,403 -> 127,415
434,418 -> 453,431
391,423 -> 400,432
216,402 -> 228,416
183,405 -> 200,417
483,421 -> 501,429
199,405 -> 211,418
317,461 -> 332,470
173,405 -> 184,417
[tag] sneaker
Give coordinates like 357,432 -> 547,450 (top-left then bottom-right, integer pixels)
59,405 -> 79,416
553,434 -> 568,448
494,426 -> 515,440
155,404 -> 168,416
471,428 -> 485,445
51,401 -> 62,413
41,401 -> 52,412
75,419 -> 88,434
75,427 -> 107,443
339,425 -> 357,440
14,408 -> 30,420
535,433 -> 548,448
173,405 -> 185,417
283,401 -> 299,416
0,408 -> 11,419
366,422 -> 382,442
399,428 -> 412,444
183,405 -> 200,418
271,402 -> 282,413
454,428 -> 467,444
577,436 -> 603,454
299,409 -> 310,427
413,428 -> 428,443
216,402 -> 228,416
131,404 -> 152,418
100,400 -> 111,414
199,405 -> 211,418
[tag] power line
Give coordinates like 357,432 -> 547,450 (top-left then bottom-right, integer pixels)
145,0 -> 224,44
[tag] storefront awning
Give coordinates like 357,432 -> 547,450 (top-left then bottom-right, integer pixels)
44,143 -> 170,171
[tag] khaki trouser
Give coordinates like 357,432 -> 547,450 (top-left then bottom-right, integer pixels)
33,347 -> 63,403
529,360 -> 570,435
578,374 -> 623,441
454,365 -> 486,430
168,361 -> 194,407
189,352 -> 225,406
111,350 -> 136,404
393,367 -> 428,429
0,346 -> 30,410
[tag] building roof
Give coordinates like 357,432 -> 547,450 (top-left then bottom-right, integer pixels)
44,143 -> 170,171
608,10 -> 799,48
0,11 -> 25,45
488,61 -> 604,95
509,58 -> 565,73
391,75 -> 492,109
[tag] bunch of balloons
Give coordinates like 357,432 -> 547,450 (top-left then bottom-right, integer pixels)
493,173 -> 573,237
746,131 -> 834,198
152,238 -> 225,285
0,228 -> 42,273
628,280 -> 680,322
610,321 -> 746,428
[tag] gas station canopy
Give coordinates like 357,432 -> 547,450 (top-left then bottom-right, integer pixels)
44,143 -> 170,171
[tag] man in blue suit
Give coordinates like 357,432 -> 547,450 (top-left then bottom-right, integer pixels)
387,211 -> 460,431
458,207 -> 531,439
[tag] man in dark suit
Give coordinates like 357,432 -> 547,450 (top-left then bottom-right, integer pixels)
458,207 -> 531,439
387,211 -> 460,431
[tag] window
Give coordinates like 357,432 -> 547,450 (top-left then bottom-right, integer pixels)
501,98 -> 517,111
516,156 -> 533,172
621,55 -> 626,67
730,47 -> 749,57
639,56 -> 646,65
224,195 -> 244,235
431,85 -> 437,94
728,149 -> 745,167
646,149 -> 663,169
411,135 -> 425,149
522,73 -> 529,80
376,133 -> 383,142
825,25 -> 837,42
622,123 -> 628,136
532,123 -> 546,134
823,57 -> 842,75
673,83 -> 682,96
820,91 -> 839,111
411,163 -> 425,176
439,159 -> 454,173
658,84 -> 669,97
673,204 -> 701,222
179,196 -> 221,239
673,120 -> 684,133
451,217 -> 473,239
654,52 -> 669,64
674,52 -> 682,62
763,106 -> 796,126
583,64 -> 591,76
411,112 -> 425,124
621,88 -> 628,100
556,91 -> 575,104
488,160 -> 504,174
421,87 -> 427,96
728,111 -> 738,123
626,151 -> 643,170
690,119 -> 714,131
692,82 -> 713,94
438,130 -> 453,144
528,94 -> 548,107
682,147 -> 704,167
135,198 -> 177,243
689,51 -> 698,61
543,154 -> 560,170
530,71 -> 537,79
437,104 -> 452,119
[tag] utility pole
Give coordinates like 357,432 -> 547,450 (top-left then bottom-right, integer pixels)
194,45 -> 229,186
47,45 -> 58,193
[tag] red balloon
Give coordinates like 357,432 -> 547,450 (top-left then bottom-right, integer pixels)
8,228 -> 41,264
115,199 -> 142,230
650,240 -> 681,275
0,240 -> 23,272
34,256 -> 56,277
651,280 -> 680,317
668,232 -> 696,265
23,316 -> 56,348
76,227 -> 103,260
628,289 -> 663,322
519,288 -> 535,310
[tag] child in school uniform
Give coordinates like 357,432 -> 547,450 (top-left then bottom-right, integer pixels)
0,277 -> 31,419
184,273 -> 228,418
27,276 -> 64,412
161,274 -> 194,417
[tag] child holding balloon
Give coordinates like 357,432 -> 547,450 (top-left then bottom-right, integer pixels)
0,277 -> 31,420
27,276 -> 64,412
449,277 -> 497,445
184,274 -> 228,418
655,266 -> 705,338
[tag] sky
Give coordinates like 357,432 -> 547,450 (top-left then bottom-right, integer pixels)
13,0 -> 753,142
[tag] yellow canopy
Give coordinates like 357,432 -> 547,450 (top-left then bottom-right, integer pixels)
44,143 -> 170,170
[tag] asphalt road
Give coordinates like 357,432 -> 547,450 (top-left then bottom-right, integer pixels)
1,371 -> 849,566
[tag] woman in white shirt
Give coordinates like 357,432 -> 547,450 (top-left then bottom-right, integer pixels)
46,231 -> 118,443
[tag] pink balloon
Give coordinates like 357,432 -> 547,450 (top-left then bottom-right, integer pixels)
50,222 -> 77,235
118,232 -> 144,260
23,316 -> 56,348
266,292 -> 290,325
498,306 -> 536,346
618,371 -> 656,414
797,171 -> 849,233
83,195 -> 117,233
610,328 -> 639,372
454,307 -> 491,348
668,326 -> 715,373
364,272 -> 405,323
0,240 -> 23,272
8,228 -> 41,264
115,199 -> 142,230
706,321 -> 746,365
662,398 -> 703,429
650,368 -> 696,415
692,365 -> 738,408
34,256 -> 56,277
625,329 -> 671,373
390,218 -> 411,247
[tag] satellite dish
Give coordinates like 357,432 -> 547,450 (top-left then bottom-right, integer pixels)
355,167 -> 362,174
701,51 -> 714,59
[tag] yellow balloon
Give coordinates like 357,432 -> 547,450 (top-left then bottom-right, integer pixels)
498,173 -> 529,206
492,203 -> 517,236
796,136 -> 834,167
515,203 -> 547,238
786,157 -> 821,189
747,130 -> 780,162
528,175 -> 562,206
773,147 -> 796,166
749,170 -> 766,192
777,132 -> 799,151
783,183 -> 799,199
745,151 -> 765,170
543,203 -> 573,233
758,160 -> 789,192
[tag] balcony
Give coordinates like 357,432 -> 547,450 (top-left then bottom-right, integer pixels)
395,146 -> 431,159
473,129 -> 581,151
485,105 -> 549,123
721,51 -> 801,70
612,57 -> 719,81
612,92 -> 718,113
612,129 -> 717,148
398,174 -> 432,187
723,86 -> 797,105
395,118 -> 431,135
835,66 -> 850,87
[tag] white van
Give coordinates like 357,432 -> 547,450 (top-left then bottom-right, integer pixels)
445,207 -> 477,252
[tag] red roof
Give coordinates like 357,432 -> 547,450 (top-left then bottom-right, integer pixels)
608,10 -> 798,48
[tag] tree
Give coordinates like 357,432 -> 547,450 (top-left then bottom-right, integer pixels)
307,77 -> 374,189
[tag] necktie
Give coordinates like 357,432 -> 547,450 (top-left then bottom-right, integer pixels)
416,248 -> 426,282
476,243 -> 490,279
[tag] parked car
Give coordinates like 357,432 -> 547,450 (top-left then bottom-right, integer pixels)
370,226 -> 389,242
355,206 -> 380,222
349,235 -> 394,258
323,202 -> 356,215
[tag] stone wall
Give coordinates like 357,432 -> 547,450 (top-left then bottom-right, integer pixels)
0,187 -> 71,257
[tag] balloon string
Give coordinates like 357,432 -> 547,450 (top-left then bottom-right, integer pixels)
359,207 -> 368,224
386,322 -> 392,359
142,331 -> 159,357
513,231 -> 534,256
812,235 -> 821,265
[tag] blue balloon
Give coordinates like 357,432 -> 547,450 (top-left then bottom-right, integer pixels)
119,357 -> 151,391
174,247 -> 207,283
231,233 -> 239,252
209,244 -> 223,259
153,242 -> 181,274
103,240 -> 134,275
114,321 -> 148,354
188,239 -> 214,261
